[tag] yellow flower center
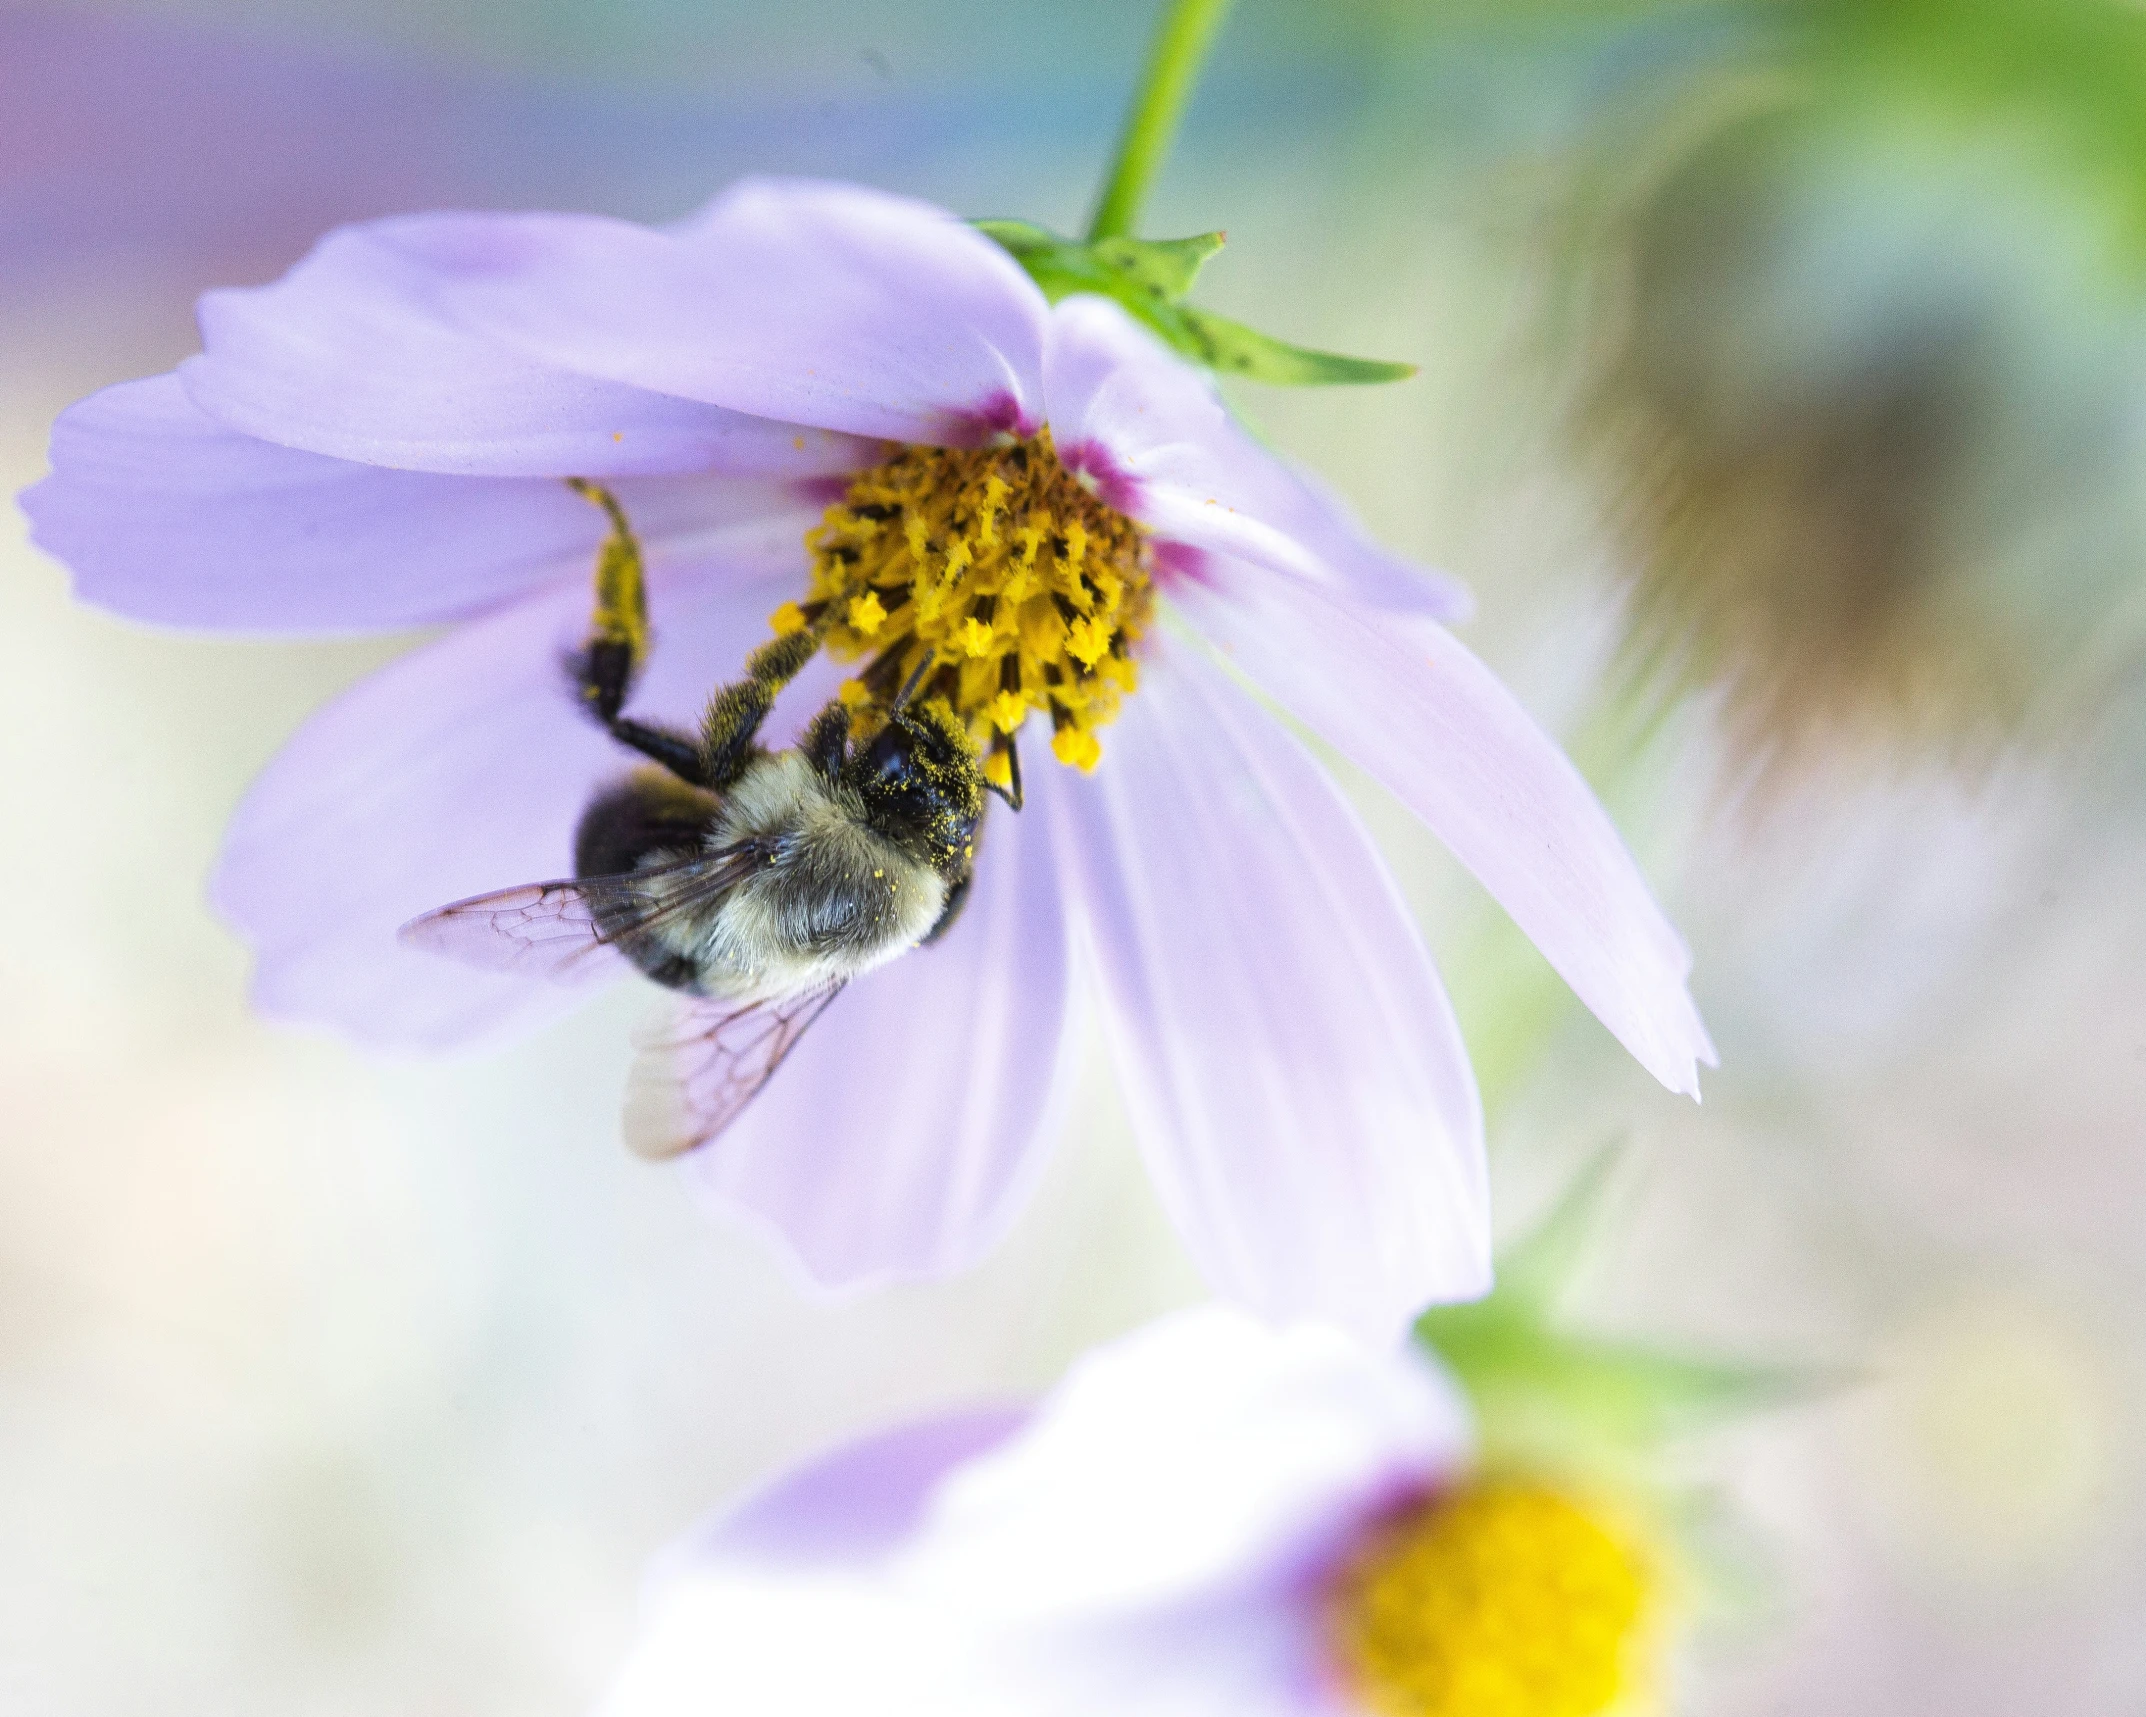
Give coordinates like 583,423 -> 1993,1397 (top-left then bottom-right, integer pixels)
1329,1481 -> 1654,1717
770,432 -> 1153,788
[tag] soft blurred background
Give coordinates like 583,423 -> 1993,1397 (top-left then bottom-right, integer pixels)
5,0 -> 2146,1711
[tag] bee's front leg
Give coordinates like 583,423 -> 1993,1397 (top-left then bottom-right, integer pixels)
801,700 -> 852,782
699,630 -> 822,790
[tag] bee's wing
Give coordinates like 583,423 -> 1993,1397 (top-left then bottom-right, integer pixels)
397,845 -> 773,983
622,981 -> 846,1159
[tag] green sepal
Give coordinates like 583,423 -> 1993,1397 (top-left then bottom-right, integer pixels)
972,220 -> 1414,386
1160,306 -> 1418,385
1094,231 -> 1228,303
973,220 -> 1224,305
1415,1149 -> 1839,1469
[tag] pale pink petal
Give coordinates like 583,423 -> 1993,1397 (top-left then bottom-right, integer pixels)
684,768 -> 1074,1288
24,375 -> 819,631
214,550 -> 815,1048
608,1316 -> 1462,1717
606,1410 -> 1034,1717
697,1409 -> 1030,1574
1041,294 -> 1469,621
1179,565 -> 1716,1097
1048,644 -> 1490,1340
435,177 -> 1048,445
906,1306 -> 1470,1621
182,212 -> 872,477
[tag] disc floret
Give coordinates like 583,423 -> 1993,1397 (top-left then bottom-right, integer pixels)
775,432 -> 1153,787
1329,1479 -> 1654,1717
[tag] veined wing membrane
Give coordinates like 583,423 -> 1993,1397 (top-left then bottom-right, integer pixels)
623,982 -> 845,1158
397,843 -> 773,983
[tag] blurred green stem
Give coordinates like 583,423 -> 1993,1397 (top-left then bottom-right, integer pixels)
1087,0 -> 1237,240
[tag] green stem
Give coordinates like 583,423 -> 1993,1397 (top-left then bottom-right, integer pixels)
1086,0 -> 1238,241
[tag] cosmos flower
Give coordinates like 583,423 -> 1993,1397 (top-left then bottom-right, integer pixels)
23,177 -> 1711,1338
597,1306 -> 1664,1717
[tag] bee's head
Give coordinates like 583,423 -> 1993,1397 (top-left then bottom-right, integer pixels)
848,700 -> 984,874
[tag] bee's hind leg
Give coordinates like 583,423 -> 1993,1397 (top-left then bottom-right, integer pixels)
564,479 -> 710,788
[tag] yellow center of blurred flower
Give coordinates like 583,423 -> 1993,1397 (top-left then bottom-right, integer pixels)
769,433 -> 1152,787
1329,1480 -> 1653,1717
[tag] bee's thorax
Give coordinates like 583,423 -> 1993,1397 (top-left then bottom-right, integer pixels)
690,751 -> 947,999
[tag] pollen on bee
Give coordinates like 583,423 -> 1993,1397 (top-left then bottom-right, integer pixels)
797,429 -> 1153,775
768,601 -> 808,637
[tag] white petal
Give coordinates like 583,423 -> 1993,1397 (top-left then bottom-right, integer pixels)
902,1306 -> 1471,1621
436,177 -> 1050,445
682,780 -> 1076,1289
599,1568 -> 1016,1717
184,212 -> 867,476
1180,564 -> 1718,1097
1050,642 -> 1491,1339
1041,293 -> 1470,621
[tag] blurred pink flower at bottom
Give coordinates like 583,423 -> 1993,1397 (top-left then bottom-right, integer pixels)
601,1308 -> 1659,1717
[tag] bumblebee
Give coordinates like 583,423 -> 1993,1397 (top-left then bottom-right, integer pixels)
402,481 -> 1005,1156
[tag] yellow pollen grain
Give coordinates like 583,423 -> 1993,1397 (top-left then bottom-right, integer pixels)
797,431 -> 1153,771
768,600 -> 808,637
1066,615 -> 1112,668
847,589 -> 888,636
978,475 -> 1008,546
1052,727 -> 1102,771
1330,1481 -> 1653,1717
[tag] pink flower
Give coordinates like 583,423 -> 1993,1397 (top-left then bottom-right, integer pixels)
593,1308 -> 1661,1717
22,178 -> 1712,1340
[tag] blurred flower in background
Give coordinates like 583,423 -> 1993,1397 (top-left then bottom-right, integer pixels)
1561,0 -> 2146,785
596,1308 -> 1664,1717
599,1181 -> 1786,1717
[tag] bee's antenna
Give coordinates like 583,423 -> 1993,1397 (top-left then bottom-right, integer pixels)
890,653 -> 937,713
